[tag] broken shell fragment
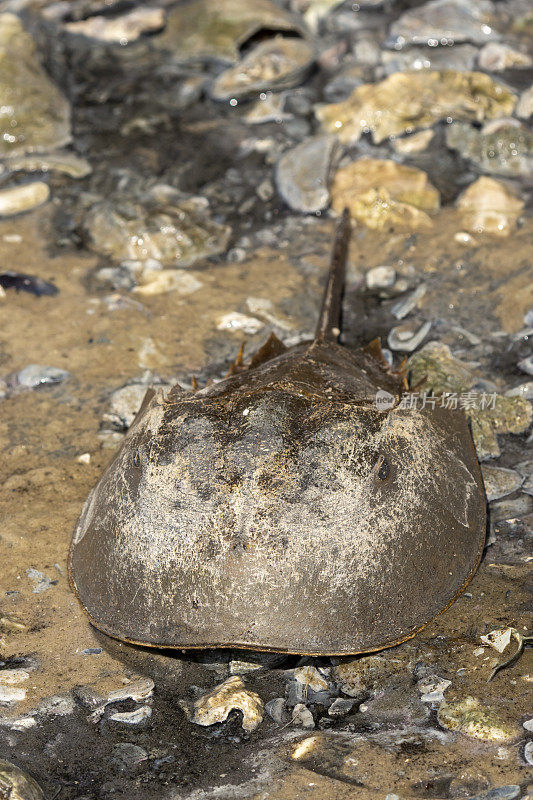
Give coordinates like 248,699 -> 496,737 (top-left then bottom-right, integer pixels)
316,70 -> 516,145
155,0 -> 303,64
0,669 -> 30,685
217,312 -> 264,335
437,696 -> 520,742
89,677 -> 154,723
133,269 -> 203,297
391,285 -> 427,321
417,674 -> 451,703
64,7 -> 165,43
480,627 -> 515,653
0,760 -> 43,800
331,158 -> 439,232
455,177 -> 524,238
108,706 -> 152,725
294,665 -> 329,692
388,320 -> 432,353
187,676 -> 263,732
210,37 -> 314,101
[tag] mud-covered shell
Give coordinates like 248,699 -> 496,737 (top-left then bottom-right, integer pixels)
69,342 -> 486,655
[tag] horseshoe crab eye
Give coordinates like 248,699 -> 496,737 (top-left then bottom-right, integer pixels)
376,455 -> 390,480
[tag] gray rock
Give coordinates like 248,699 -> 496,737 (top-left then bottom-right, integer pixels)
111,743 -> 149,771
359,682 -> 430,725
478,42 -> 532,71
265,697 -> 289,724
382,44 -> 478,74
328,697 -> 354,717
518,355 -> 533,376
481,465 -> 523,501
490,494 -> 533,522
388,0 -> 498,48
467,787 -> 520,800
103,383 -> 156,431
505,382 -> 533,400
0,14 -> 71,157
154,0 -> 303,64
446,120 -> 533,177
17,364 -> 70,388
275,136 -> 339,214
323,63 -> 366,103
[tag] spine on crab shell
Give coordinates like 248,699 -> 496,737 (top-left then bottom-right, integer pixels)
314,208 -> 351,344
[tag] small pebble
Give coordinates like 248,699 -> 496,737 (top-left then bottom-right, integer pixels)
275,135 -> 338,214
76,453 -> 91,464
111,742 -> 149,771
217,312 -> 263,335
0,686 -> 26,704
454,231 -> 476,245
256,179 -> 274,202
366,265 -> 396,290
0,182 -> 50,217
0,669 -> 29,685
103,384 -> 152,431
327,697 -> 354,717
524,742 -> 533,766
265,697 -> 287,724
17,365 -> 70,388
291,703 -> 315,729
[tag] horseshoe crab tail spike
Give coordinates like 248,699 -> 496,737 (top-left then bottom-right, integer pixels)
314,208 -> 351,344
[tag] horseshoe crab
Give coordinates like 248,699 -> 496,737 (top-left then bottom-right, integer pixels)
69,212 -> 486,655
